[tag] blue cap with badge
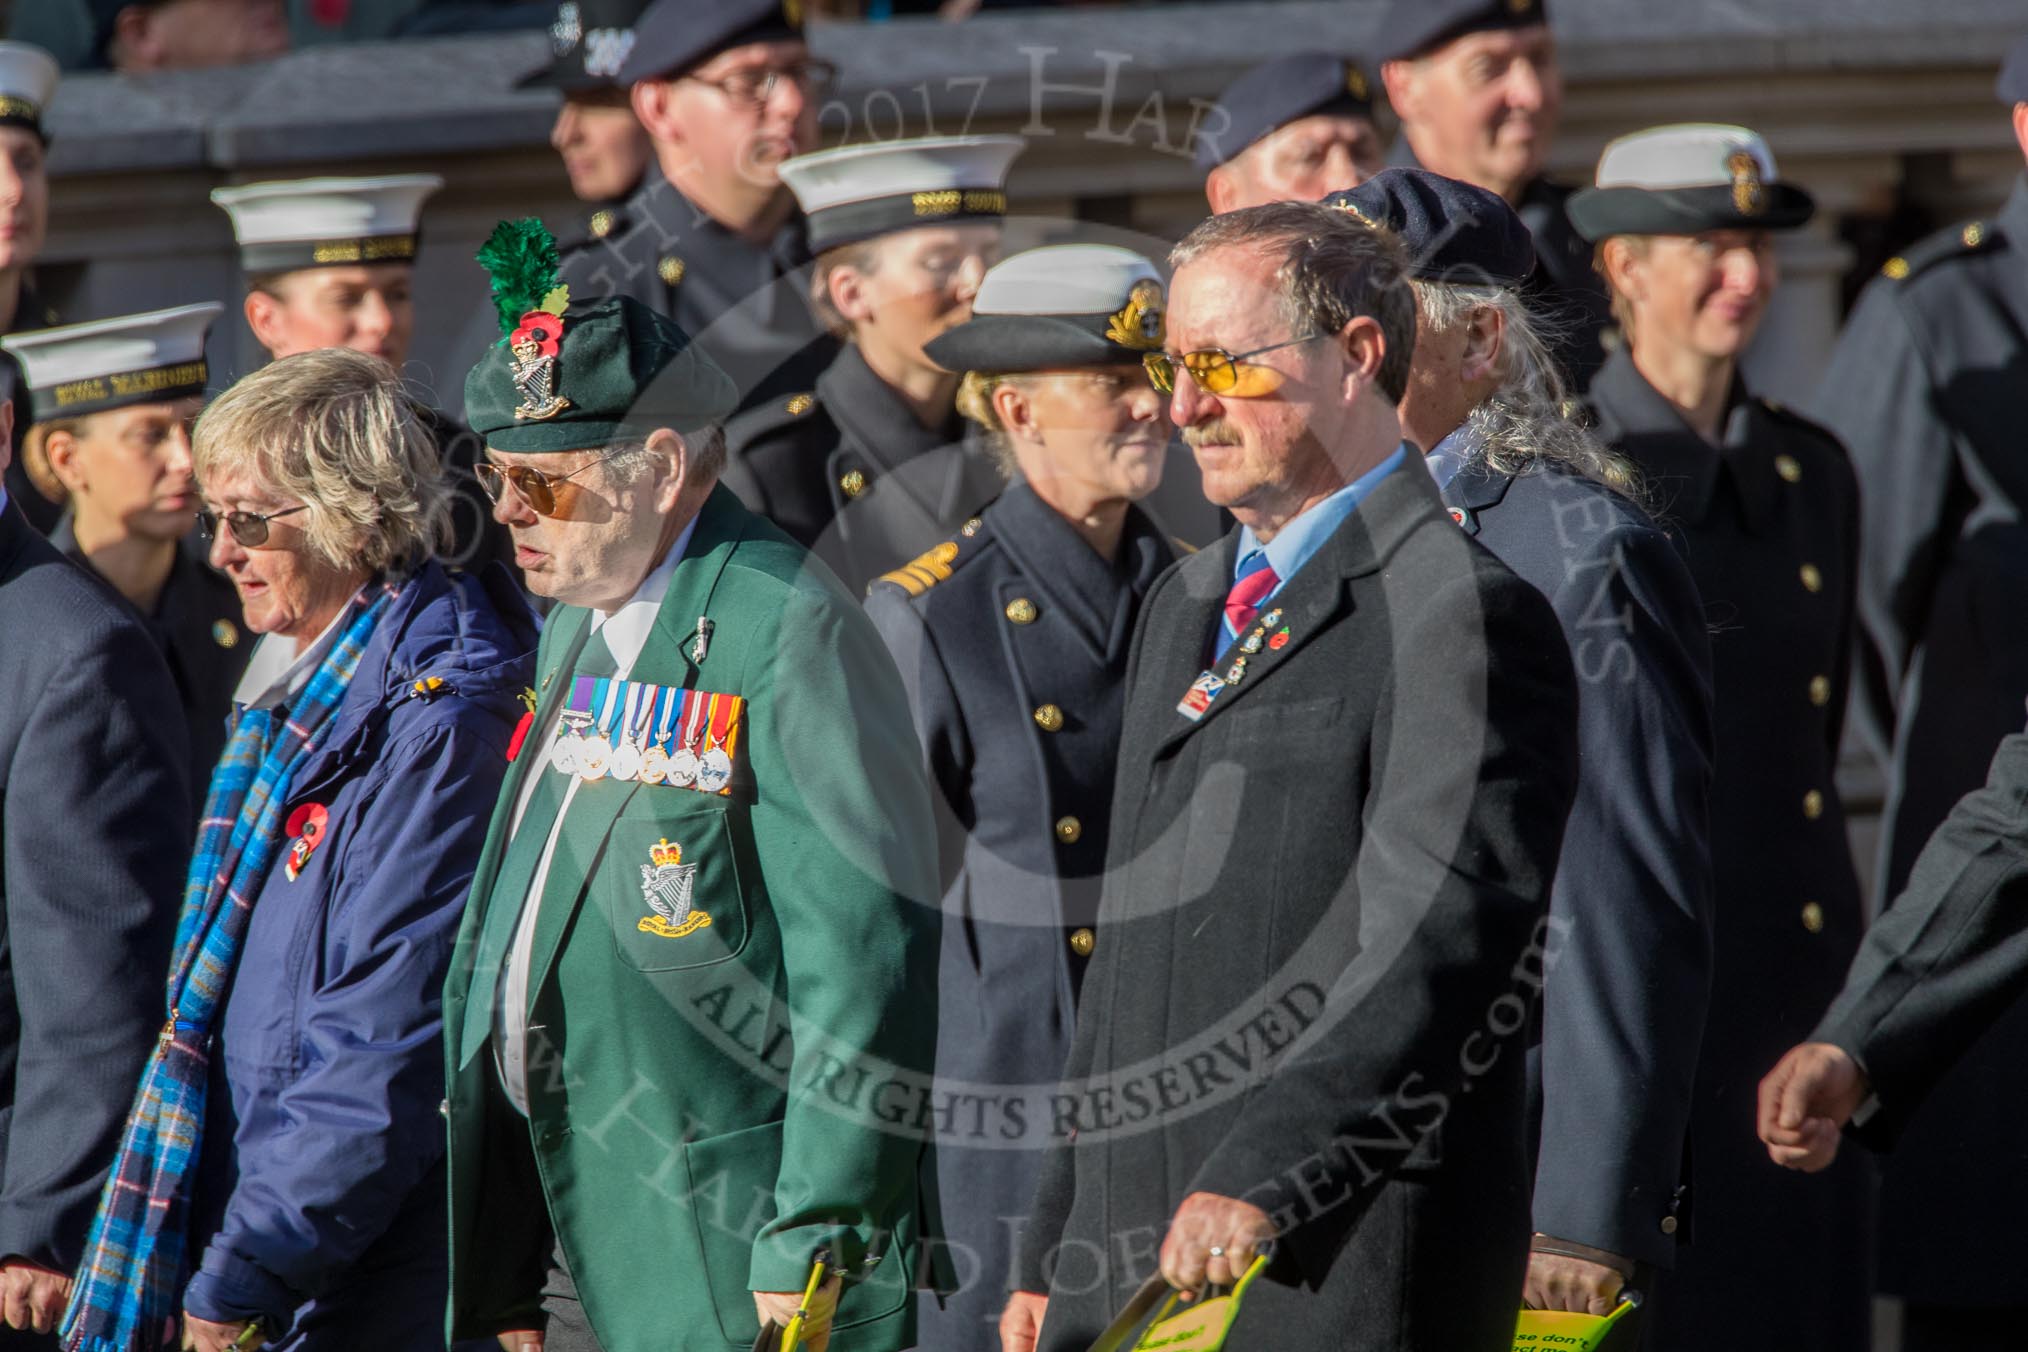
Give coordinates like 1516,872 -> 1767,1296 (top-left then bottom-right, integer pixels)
519,0 -> 658,91
1324,167 -> 1536,289
1193,54 -> 1377,174
615,0 -> 803,84
1373,0 -> 1548,65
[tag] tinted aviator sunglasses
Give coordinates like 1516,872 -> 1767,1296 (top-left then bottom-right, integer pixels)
473,446 -> 631,517
195,504 -> 309,548
1143,335 -> 1327,398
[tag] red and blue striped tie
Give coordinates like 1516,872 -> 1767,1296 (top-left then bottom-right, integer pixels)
1218,551 -> 1281,661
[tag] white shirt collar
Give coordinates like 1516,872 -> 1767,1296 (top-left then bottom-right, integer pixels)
233,603 -> 352,710
590,513 -> 698,679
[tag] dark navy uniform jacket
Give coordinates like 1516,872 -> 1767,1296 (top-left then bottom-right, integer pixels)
1437,452 -> 1714,1270
1808,169 -> 2028,1310
53,515 -> 250,820
725,344 -> 1004,596
1588,349 -> 1872,1352
864,483 -> 1173,1352
556,162 -> 837,413
1,278 -> 62,536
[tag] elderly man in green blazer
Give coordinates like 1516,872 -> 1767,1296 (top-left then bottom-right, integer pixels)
442,223 -> 940,1352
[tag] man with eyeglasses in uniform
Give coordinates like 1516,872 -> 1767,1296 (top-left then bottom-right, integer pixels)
561,0 -> 839,414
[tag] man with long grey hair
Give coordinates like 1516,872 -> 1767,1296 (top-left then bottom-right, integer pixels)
1330,167 -> 1716,1341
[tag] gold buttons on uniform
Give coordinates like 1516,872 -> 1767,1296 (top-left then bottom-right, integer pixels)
1055,816 -> 1082,844
1033,703 -> 1065,732
1660,1216 -> 1679,1236
211,618 -> 239,649
657,255 -> 686,285
1809,674 -> 1831,707
590,209 -> 615,239
1799,563 -> 1823,593
961,517 -> 983,538
1803,789 -> 1824,820
1005,598 -> 1038,625
839,469 -> 868,499
1775,454 -> 1802,483
1800,902 -> 1825,934
1068,927 -> 1095,957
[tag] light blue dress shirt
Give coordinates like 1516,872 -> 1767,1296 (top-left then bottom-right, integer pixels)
1233,443 -> 1410,596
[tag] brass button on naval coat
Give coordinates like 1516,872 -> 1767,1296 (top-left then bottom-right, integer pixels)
1803,789 -> 1824,820
1659,1216 -> 1679,1236
657,254 -> 686,285
1775,454 -> 1802,483
1033,703 -> 1065,732
839,469 -> 868,499
1800,902 -> 1826,934
1055,815 -> 1082,844
1005,598 -> 1038,625
1799,563 -> 1823,593
1809,675 -> 1831,707
1068,927 -> 1096,957
589,209 -> 615,238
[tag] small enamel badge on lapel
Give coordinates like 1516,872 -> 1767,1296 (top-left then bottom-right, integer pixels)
1177,671 -> 1226,722
284,803 -> 329,882
506,687 -> 539,762
1268,628 -> 1291,651
638,838 -> 711,938
1448,506 -> 1474,530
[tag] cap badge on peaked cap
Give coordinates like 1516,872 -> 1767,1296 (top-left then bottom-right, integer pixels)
1105,279 -> 1166,351
1728,150 -> 1766,216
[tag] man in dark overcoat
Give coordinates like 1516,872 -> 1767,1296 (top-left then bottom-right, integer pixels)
1001,201 -> 1581,1352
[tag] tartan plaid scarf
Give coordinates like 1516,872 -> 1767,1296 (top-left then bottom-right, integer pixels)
61,585 -> 396,1352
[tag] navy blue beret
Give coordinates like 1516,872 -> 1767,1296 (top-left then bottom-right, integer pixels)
1193,53 -> 1377,174
1997,33 -> 2028,105
1374,0 -> 1548,64
518,0 -> 657,92
616,0 -> 801,83
1323,167 -> 1536,289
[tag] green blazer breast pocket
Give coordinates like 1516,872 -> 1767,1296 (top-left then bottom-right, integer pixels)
600,791 -> 754,974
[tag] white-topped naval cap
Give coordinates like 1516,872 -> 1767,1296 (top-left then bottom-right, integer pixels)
2,302 -> 223,421
211,174 -> 444,271
0,42 -> 59,129
1594,123 -> 1778,191
973,244 -> 1161,317
780,135 -> 1026,251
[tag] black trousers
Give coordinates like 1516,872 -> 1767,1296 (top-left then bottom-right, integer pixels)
1899,1302 -> 2028,1352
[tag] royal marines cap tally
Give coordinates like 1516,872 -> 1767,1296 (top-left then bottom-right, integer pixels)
615,0 -> 803,84
2,302 -> 222,424
924,244 -> 1164,374
779,135 -> 1025,254
520,0 -> 655,90
211,175 -> 444,274
0,42 -> 59,140
1193,54 -> 1377,174
1996,33 -> 2028,105
1326,167 -> 1536,288
1566,124 -> 1814,242
465,218 -> 736,452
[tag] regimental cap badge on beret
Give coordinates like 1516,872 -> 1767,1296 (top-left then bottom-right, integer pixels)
477,219 -> 574,422
518,0 -> 655,90
1105,279 -> 1166,352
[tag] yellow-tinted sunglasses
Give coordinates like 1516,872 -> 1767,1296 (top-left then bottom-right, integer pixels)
1143,335 -> 1326,398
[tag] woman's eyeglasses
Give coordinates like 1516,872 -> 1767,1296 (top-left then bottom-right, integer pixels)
195,504 -> 310,548
1143,335 -> 1327,398
473,447 -> 630,518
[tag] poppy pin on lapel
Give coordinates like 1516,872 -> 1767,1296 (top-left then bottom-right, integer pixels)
284,803 -> 329,882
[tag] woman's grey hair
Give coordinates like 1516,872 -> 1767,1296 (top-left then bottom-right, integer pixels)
1414,279 -> 1644,503
192,347 -> 449,575
1170,201 -> 1418,404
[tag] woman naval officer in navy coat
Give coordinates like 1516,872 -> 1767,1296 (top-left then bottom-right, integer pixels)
863,245 -> 1177,1352
724,135 -> 1022,596
1571,125 -> 1870,1352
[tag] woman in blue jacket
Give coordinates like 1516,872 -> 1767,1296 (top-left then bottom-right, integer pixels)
61,347 -> 537,1352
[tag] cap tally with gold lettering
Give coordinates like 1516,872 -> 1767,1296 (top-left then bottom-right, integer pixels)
1566,123 -> 1814,242
2,303 -> 222,423
211,174 -> 443,274
780,134 -> 1025,254
924,244 -> 1165,373
0,41 -> 58,139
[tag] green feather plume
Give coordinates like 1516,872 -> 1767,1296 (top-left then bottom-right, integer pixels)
476,218 -> 571,339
